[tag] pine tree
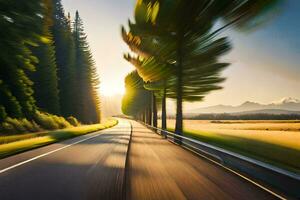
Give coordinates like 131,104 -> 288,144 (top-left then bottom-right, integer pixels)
51,0 -> 76,118
73,11 -> 100,123
0,0 -> 44,121
30,0 -> 60,115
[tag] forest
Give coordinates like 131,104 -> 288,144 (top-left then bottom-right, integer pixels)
0,0 -> 101,134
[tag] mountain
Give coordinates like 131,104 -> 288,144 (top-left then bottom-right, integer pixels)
235,109 -> 300,115
272,97 -> 300,104
190,97 -> 300,114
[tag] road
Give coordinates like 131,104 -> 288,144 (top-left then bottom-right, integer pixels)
0,119 -> 131,200
0,119 -> 279,200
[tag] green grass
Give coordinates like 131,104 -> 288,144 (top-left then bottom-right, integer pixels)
0,119 -> 118,159
168,128 -> 300,174
0,112 -> 77,135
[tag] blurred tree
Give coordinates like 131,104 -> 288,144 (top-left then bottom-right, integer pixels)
0,0 -> 44,121
168,0 -> 283,136
30,0 -> 60,115
73,11 -> 101,123
123,53 -> 171,128
123,0 -> 283,141
123,1 -> 230,142
122,70 -> 152,124
0,0 -> 101,127
121,24 -> 175,130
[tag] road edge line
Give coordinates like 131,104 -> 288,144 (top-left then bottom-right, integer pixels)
0,130 -> 108,174
139,121 -> 287,200
180,144 -> 287,200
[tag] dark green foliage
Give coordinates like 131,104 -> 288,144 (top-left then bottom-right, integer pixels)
66,116 -> 80,126
30,0 -> 60,115
122,70 -> 152,122
134,0 -> 233,137
0,118 -> 41,135
123,1 -> 231,137
0,105 -> 7,121
51,0 -> 76,118
0,110 -> 73,135
122,26 -> 173,128
0,111 -> 80,135
122,0 -> 282,139
72,11 -> 101,123
50,1 -> 100,124
0,0 -> 43,120
33,111 -> 71,130
7,118 -> 38,133
0,0 -> 98,134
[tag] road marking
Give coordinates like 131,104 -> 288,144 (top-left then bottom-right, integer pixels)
179,145 -> 287,200
141,122 -> 287,200
0,128 -> 119,174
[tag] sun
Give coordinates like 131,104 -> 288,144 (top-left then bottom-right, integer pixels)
100,84 -> 125,97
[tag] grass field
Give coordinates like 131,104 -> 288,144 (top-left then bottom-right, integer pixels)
0,119 -> 118,159
161,119 -> 300,173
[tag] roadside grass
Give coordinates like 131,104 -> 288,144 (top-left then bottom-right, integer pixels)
0,119 -> 118,159
163,119 -> 300,132
169,128 -> 300,174
0,131 -> 51,145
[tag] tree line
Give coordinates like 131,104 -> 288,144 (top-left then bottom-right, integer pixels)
0,0 -> 100,134
190,113 -> 300,120
121,0 -> 282,142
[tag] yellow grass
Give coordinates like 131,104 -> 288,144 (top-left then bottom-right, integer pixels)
162,119 -> 300,173
0,137 -> 56,157
0,119 -> 118,158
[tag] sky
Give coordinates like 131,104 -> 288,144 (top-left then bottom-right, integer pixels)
62,0 -> 136,96
62,0 -> 300,112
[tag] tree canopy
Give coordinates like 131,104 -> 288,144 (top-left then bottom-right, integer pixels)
121,0 -> 283,138
0,0 -> 102,134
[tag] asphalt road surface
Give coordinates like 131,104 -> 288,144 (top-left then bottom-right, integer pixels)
0,119 -> 131,200
0,119 -> 279,200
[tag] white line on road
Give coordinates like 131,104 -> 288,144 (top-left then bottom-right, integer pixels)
0,129 -> 114,174
181,145 -> 287,200
141,122 -> 287,200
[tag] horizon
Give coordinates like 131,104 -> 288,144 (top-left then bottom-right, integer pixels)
1,2 -> 300,199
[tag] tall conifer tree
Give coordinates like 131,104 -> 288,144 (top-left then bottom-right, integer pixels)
31,0 -> 60,115
0,1 -> 43,121
73,11 -> 100,123
51,0 -> 76,117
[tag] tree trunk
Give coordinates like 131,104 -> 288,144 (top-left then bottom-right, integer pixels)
142,110 -> 146,123
148,106 -> 152,125
161,84 -> 167,138
175,37 -> 183,144
175,84 -> 183,144
152,92 -> 157,128
145,108 -> 148,124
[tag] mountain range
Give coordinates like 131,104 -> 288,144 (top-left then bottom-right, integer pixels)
189,97 -> 300,114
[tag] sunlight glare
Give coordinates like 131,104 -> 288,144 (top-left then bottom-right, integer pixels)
100,83 -> 125,97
